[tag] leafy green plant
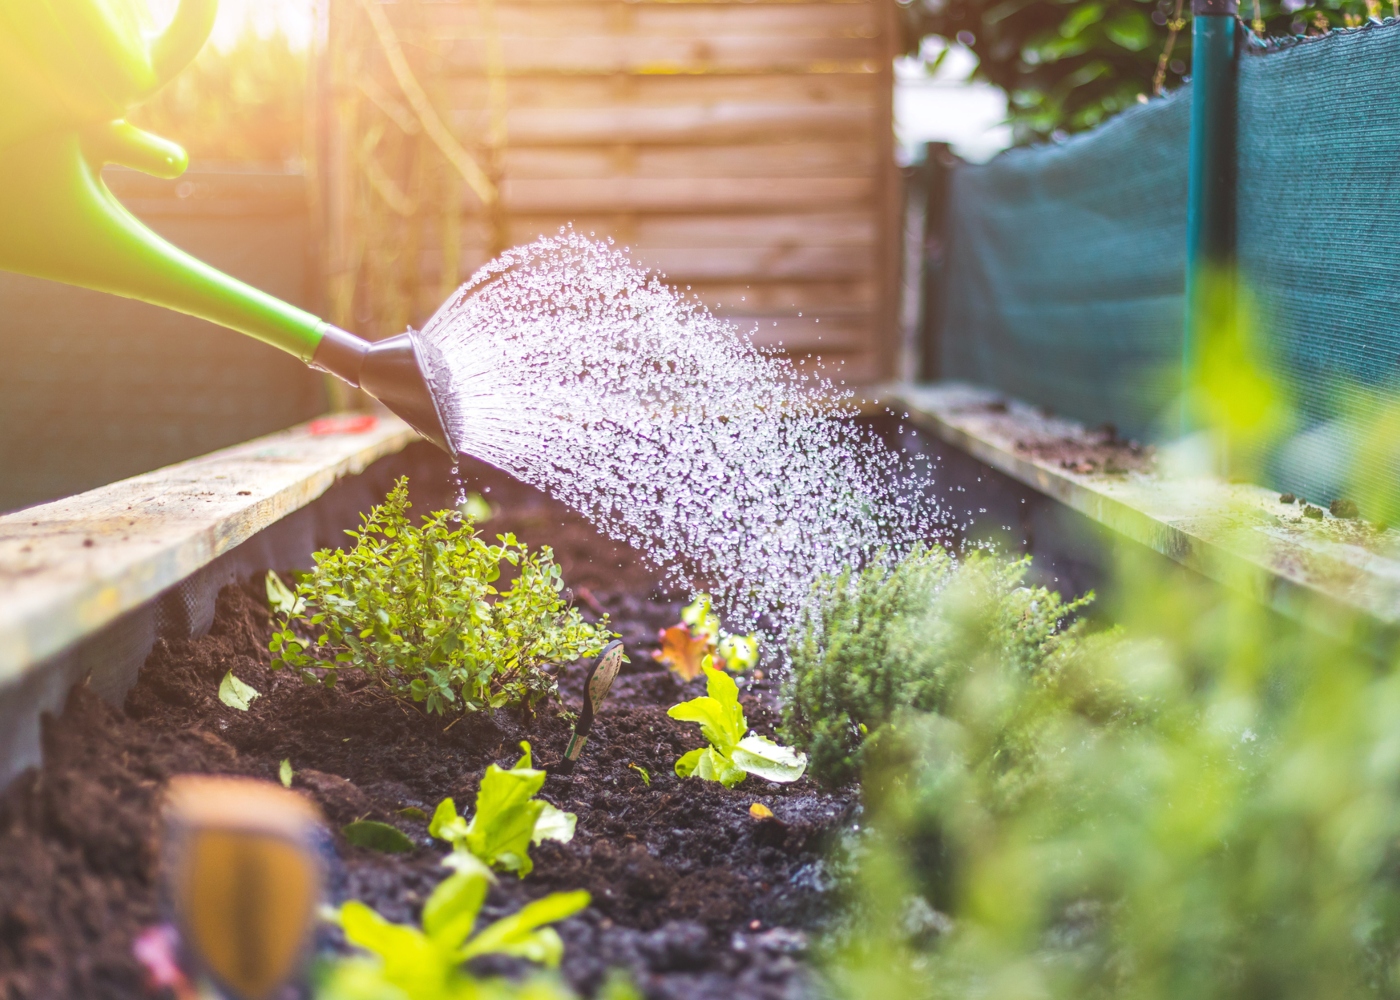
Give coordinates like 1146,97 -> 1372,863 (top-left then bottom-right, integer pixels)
669,666 -> 807,788
781,544 -> 1092,788
901,0 -> 1387,144
429,742 -> 575,877
318,865 -> 588,1000
269,479 -> 614,716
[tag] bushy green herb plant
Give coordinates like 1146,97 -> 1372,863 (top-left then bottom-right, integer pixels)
669,666 -> 807,788
824,539 -> 1400,1000
270,479 -> 613,715
430,742 -> 576,877
781,544 -> 1092,787
318,864 -> 588,1000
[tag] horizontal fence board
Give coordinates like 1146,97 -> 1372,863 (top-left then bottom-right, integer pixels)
442,72 -> 877,109
414,1 -> 880,38
472,212 -> 878,248
497,141 -> 877,179
424,239 -> 876,282
324,0 -> 898,381
439,39 -> 881,75
737,314 -> 869,349
447,102 -> 874,145
497,176 -> 872,212
627,244 -> 874,279
677,278 -> 878,312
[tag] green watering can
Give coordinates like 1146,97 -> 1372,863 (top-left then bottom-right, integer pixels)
0,0 -> 455,455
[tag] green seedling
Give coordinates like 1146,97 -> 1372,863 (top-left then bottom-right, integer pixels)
269,478 -> 615,716
398,806 -> 429,821
218,670 -> 260,711
279,759 -> 294,788
319,866 -> 588,1000
628,763 -> 651,787
342,820 -> 415,855
668,666 -> 807,788
429,742 -> 576,877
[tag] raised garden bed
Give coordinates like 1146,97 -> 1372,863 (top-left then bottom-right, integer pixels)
0,458 -> 853,1000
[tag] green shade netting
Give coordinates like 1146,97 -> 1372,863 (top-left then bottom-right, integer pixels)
1236,23 -> 1400,509
939,21 -> 1400,512
939,88 -> 1190,440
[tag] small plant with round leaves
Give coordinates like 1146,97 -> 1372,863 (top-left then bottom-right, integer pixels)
269,478 -> 614,716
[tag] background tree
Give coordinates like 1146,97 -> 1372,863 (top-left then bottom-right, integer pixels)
898,0 -> 1387,144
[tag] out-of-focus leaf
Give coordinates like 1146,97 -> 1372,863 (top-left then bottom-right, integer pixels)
1104,10 -> 1152,50
266,570 -> 304,615
654,623 -> 713,681
343,820 -> 415,854
218,670 -> 260,711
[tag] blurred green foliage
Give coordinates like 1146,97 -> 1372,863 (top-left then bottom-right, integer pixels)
899,0 -> 1396,142
822,540 -> 1400,999
130,27 -> 306,164
810,272 -> 1400,998
781,545 -> 1093,787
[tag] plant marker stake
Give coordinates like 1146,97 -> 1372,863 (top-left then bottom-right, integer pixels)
162,776 -> 324,1000
555,640 -> 626,776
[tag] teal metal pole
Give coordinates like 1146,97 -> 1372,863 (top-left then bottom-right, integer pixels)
1182,0 -> 1239,434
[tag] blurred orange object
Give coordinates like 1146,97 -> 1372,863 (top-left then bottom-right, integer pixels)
653,623 -> 713,681
308,414 -> 378,435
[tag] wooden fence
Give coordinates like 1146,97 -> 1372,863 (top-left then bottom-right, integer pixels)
315,0 -> 901,384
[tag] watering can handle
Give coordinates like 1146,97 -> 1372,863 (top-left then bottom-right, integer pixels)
150,0 -> 218,91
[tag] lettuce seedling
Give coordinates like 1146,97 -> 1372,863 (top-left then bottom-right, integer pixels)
269,478 -> 614,716
429,742 -> 575,877
668,667 -> 807,788
320,866 -> 588,1000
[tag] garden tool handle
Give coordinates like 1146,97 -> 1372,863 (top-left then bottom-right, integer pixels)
163,776 -> 324,1000
556,640 -> 626,776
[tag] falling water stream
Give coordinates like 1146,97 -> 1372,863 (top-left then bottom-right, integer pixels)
417,231 -> 946,640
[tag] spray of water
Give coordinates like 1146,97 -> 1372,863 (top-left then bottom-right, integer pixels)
417,230 -> 946,639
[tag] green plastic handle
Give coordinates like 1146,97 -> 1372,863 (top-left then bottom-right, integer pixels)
0,0 -> 328,362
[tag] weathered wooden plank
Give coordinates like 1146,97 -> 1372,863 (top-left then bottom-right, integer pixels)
0,416 -> 418,684
496,141 -> 878,179
499,211 -> 878,247
888,383 -> 1400,640
438,38 -> 883,75
447,102 -> 875,146
627,243 -> 875,279
677,278 -> 878,311
426,238 -> 876,282
443,72 -> 877,110
738,314 -> 871,350
416,1 -> 880,35
498,176 -> 872,212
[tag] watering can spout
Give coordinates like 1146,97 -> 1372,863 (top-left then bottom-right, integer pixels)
0,0 -> 457,458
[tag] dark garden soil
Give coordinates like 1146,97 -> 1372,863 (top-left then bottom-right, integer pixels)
0,458 -> 856,1000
